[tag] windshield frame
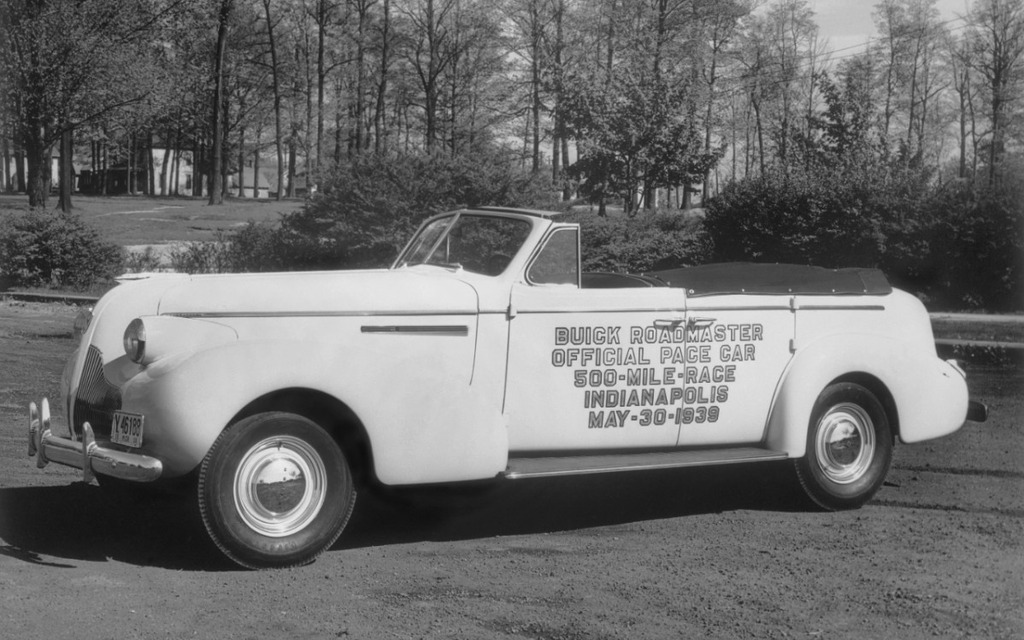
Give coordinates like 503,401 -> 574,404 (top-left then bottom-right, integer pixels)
394,213 -> 458,269
392,210 -> 541,276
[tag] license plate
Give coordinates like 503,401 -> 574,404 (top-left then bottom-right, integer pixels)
112,411 -> 145,448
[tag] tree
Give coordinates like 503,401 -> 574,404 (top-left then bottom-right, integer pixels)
967,0 -> 1024,185
0,0 -> 177,209
208,0 -> 234,205
400,0 -> 458,150
561,70 -> 718,215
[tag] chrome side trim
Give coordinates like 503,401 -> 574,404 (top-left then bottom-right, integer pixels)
29,399 -> 163,483
684,305 -> 792,312
361,325 -> 469,336
796,305 -> 886,311
172,310 -> 476,319
504,447 -> 788,479
514,308 -> 687,315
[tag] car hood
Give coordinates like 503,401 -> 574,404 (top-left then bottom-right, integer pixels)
154,268 -> 481,316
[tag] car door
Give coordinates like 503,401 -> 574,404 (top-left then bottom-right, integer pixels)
503,226 -> 689,453
674,296 -> 795,447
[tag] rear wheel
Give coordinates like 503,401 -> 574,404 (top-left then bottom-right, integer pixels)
794,383 -> 893,510
198,412 -> 355,569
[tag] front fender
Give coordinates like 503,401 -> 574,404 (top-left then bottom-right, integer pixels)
764,334 -> 969,457
120,340 -> 509,483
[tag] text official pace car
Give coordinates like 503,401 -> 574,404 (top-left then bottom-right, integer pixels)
26,207 -> 987,569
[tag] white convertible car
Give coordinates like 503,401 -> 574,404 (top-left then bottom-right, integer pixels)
27,207 -> 986,568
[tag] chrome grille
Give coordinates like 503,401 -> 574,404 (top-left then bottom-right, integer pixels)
73,345 -> 122,437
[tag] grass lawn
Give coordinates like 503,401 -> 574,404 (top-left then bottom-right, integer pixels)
0,193 -> 304,245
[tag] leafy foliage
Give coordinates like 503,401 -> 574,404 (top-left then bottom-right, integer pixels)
0,209 -> 124,289
560,72 -> 721,215
705,64 -> 1023,311
174,150 -> 558,273
563,209 -> 711,274
931,184 -> 1024,310
265,150 -> 558,270
704,163 -> 1023,310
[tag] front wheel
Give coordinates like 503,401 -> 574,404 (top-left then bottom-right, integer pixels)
794,383 -> 893,511
198,412 -> 355,569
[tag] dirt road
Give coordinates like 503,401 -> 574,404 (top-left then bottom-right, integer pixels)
1,301 -> 1020,639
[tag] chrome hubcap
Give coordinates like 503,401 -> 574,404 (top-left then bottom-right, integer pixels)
234,436 -> 327,537
815,403 -> 875,484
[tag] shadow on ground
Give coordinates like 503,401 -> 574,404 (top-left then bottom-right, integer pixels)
0,462 -> 807,571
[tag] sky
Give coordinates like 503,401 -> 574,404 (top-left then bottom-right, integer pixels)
809,0 -> 975,53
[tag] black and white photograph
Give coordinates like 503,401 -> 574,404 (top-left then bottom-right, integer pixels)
1,0 -> 1021,637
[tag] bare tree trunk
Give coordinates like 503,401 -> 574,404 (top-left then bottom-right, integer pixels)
21,89 -> 52,206
209,0 -> 233,205
530,0 -> 541,172
374,0 -> 392,153
171,127 -> 182,195
15,144 -> 27,194
192,138 -> 203,197
334,77 -> 344,166
753,97 -> 765,176
221,95 -> 230,199
161,128 -> 172,195
253,129 -> 261,198
237,123 -> 246,197
262,0 -> 284,201
128,133 -> 135,194
289,50 -> 300,198
58,127 -> 73,212
354,0 -> 370,154
146,131 -> 155,195
315,0 -> 328,174
100,139 -> 108,196
561,138 -> 571,200
1,136 -> 9,193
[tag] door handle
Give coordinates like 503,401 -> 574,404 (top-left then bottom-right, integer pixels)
653,317 -> 685,328
687,317 -> 716,329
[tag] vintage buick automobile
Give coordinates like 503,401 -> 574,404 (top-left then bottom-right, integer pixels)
27,207 -> 986,568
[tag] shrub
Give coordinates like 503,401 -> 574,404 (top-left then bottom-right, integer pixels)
0,209 -> 124,289
703,165 -> 891,268
269,149 -> 560,270
168,238 -> 235,274
124,246 -> 164,273
562,209 -> 711,274
931,187 -> 1024,311
702,163 -> 1023,311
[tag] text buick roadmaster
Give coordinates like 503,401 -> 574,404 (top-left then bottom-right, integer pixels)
27,207 -> 987,568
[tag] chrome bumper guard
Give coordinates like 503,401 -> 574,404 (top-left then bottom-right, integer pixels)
28,398 -> 163,483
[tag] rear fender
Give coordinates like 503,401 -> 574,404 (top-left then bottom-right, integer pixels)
765,335 -> 969,457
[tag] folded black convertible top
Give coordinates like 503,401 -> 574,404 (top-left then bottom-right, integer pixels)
648,263 -> 892,297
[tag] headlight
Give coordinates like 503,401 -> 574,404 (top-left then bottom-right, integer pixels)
73,307 -> 93,341
123,318 -> 147,363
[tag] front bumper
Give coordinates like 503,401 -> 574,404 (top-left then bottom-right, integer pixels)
28,398 -> 163,483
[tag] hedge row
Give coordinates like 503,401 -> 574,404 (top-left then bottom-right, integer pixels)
703,164 -> 1023,311
2,151 -> 1019,312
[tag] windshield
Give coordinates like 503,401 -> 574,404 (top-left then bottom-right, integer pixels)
396,214 -> 533,276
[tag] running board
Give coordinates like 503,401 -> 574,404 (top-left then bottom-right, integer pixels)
503,447 -> 788,480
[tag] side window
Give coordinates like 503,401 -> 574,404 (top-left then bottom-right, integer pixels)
527,228 -> 579,286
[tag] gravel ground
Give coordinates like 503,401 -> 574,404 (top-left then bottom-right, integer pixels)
1,300 -> 1021,639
